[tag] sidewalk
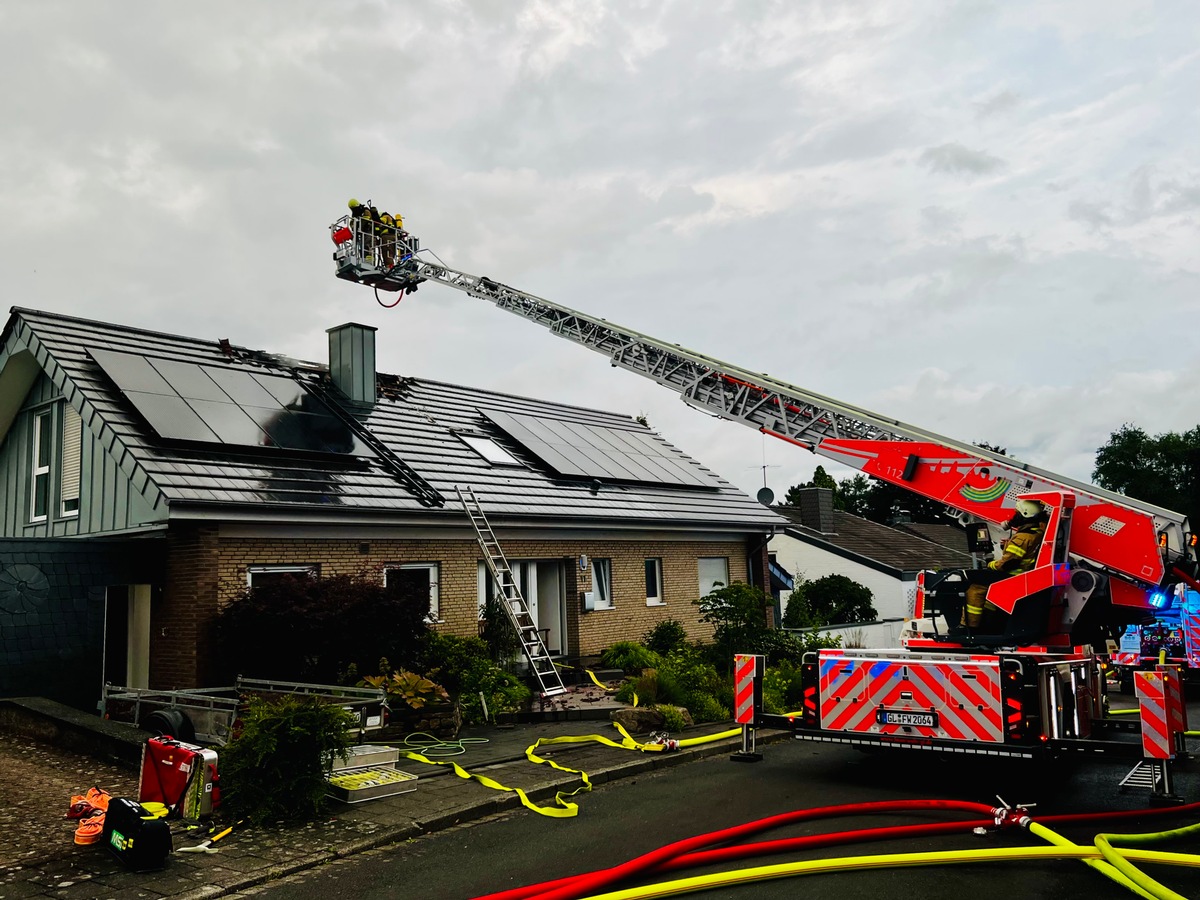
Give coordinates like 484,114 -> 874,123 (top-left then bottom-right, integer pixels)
0,701 -> 788,900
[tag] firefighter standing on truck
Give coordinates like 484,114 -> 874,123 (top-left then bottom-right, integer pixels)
960,498 -> 1049,632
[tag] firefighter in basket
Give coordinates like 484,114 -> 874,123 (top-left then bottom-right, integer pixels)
959,497 -> 1049,633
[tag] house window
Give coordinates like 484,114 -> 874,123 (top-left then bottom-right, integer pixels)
386,563 -> 440,622
592,558 -> 613,610
246,564 -> 318,588
30,409 -> 52,522
60,405 -> 82,516
645,558 -> 664,606
459,433 -> 523,466
698,557 -> 729,598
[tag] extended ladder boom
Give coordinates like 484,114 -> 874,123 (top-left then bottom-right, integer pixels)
329,218 -> 1194,599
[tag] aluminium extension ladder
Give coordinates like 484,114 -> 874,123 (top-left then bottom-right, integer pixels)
456,486 -> 567,698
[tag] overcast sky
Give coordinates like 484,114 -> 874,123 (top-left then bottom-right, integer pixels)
3,1 -> 1197,503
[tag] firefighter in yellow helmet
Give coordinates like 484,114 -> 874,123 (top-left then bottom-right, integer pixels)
348,198 -> 374,263
960,498 -> 1049,632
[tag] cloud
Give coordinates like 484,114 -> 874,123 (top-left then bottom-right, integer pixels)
918,143 -> 1005,177
0,0 -> 1196,506
974,89 -> 1020,117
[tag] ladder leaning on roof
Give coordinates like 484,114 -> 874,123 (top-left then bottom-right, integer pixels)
456,486 -> 567,698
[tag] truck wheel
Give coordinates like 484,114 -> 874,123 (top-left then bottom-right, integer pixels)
1118,671 -> 1135,695
141,707 -> 196,743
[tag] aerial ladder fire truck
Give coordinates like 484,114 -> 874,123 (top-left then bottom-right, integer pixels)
329,209 -> 1199,779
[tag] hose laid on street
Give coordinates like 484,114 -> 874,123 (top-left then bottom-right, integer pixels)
573,845 -> 1200,900
476,801 -> 1200,900
1094,821 -> 1200,900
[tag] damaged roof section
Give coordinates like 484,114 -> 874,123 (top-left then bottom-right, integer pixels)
6,308 -> 784,532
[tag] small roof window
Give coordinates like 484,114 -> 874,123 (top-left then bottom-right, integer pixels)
459,433 -> 522,466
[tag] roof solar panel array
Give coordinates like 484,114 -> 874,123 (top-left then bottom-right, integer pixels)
89,348 -> 372,457
484,409 -> 717,488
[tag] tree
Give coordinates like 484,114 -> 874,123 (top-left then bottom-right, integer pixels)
693,581 -> 772,671
783,574 -> 876,628
782,466 -> 837,506
1093,424 -> 1200,526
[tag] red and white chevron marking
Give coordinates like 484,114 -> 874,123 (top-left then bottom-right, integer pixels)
817,653 -> 1003,743
1134,671 -> 1173,760
1185,616 -> 1200,667
734,654 -> 762,725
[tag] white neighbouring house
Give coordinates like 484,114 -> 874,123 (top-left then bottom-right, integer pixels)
770,487 -> 974,647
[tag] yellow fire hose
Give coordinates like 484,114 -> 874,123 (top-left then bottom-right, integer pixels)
573,845 -> 1200,900
1093,820 -> 1200,900
399,722 -> 746,817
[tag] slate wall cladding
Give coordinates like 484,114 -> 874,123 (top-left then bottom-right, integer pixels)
0,538 -> 161,710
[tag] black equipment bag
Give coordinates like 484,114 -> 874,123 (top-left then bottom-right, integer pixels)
102,797 -> 173,871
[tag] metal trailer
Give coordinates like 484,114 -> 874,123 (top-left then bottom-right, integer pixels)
100,676 -> 390,746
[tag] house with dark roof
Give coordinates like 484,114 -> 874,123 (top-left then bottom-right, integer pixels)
771,487 -> 974,646
0,308 -> 784,707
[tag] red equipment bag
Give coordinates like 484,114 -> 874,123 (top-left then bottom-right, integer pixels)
138,735 -> 220,820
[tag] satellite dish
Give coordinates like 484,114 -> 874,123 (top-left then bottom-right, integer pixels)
756,487 -> 775,506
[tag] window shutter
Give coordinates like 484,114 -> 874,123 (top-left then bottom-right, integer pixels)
60,405 -> 82,512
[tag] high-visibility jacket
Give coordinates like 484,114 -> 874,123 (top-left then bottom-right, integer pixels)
987,523 -> 1045,574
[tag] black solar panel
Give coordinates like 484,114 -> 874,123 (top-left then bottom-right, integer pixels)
483,409 -> 717,488
90,348 -> 373,457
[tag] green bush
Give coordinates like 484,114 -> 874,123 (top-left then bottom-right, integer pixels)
657,645 -> 729,723
658,705 -> 688,732
600,641 -> 662,674
421,632 -> 530,724
784,574 -> 876,627
687,693 -> 731,724
762,659 -> 806,714
643,619 -> 688,656
615,669 -> 660,706
758,627 -> 842,665
220,694 -> 356,827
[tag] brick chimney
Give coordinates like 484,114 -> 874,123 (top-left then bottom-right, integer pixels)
796,486 -> 836,534
327,323 -> 377,406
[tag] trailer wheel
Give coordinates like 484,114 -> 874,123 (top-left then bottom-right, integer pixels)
141,707 -> 196,743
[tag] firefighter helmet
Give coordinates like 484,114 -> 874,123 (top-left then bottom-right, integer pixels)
1014,498 -> 1044,519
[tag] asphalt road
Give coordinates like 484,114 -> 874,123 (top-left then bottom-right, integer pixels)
237,732 -> 1200,900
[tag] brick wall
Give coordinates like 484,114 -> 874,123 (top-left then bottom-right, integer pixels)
207,534 -> 750,659
154,524 -> 220,689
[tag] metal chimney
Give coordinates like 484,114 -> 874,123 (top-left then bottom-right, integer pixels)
327,323 -> 377,406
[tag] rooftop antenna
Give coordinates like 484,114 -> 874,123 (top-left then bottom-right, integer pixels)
752,433 -> 780,506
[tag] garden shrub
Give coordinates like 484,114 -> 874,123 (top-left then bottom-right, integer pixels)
658,704 -> 688,732
687,693 -> 730,724
600,641 -> 662,674
615,669 -> 660,705
421,632 -> 530,724
643,619 -> 688,657
220,693 -> 356,827
762,659 -> 806,714
657,645 -> 729,723
214,573 -> 430,684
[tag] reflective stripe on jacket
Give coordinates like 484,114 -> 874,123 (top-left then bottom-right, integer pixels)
987,524 -> 1044,574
